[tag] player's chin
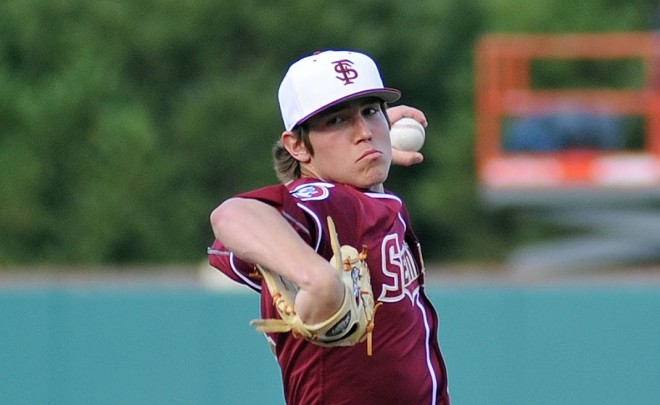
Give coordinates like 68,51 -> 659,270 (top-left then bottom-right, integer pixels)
358,169 -> 389,190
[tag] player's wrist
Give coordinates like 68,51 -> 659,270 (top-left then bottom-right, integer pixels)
295,268 -> 343,324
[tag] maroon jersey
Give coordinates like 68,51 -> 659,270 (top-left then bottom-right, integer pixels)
209,178 -> 450,405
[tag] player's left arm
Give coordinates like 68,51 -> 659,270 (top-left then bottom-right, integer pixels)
210,197 -> 344,325
386,105 -> 427,166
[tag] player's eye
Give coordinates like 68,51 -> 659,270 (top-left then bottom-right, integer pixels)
362,102 -> 381,116
325,115 -> 345,126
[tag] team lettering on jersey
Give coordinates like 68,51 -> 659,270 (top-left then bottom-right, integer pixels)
378,233 -> 421,305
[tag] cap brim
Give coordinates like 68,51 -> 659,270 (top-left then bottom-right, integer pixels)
293,88 -> 401,129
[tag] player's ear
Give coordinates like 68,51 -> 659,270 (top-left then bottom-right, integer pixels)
282,130 -> 311,163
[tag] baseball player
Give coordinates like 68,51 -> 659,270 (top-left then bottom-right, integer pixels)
208,50 -> 450,404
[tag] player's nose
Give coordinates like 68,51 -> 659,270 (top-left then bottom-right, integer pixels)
353,116 -> 373,142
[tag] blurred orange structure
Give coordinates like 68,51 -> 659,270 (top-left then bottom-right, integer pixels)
475,32 -> 660,206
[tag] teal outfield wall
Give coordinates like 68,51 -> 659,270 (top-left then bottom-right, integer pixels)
1,282 -> 659,404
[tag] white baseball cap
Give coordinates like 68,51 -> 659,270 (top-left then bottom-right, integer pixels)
278,50 -> 401,131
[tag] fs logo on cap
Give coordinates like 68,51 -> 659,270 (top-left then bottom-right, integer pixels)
333,59 -> 358,85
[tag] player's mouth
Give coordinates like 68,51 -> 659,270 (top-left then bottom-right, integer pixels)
357,149 -> 382,162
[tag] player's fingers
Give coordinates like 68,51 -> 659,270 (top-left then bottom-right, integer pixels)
391,149 -> 424,166
386,105 -> 428,127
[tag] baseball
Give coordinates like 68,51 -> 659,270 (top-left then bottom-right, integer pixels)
389,117 -> 425,152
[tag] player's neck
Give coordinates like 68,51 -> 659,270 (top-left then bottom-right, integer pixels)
298,170 -> 384,192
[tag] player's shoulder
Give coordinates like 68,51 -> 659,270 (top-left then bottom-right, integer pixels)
236,180 -> 351,207
363,189 -> 403,205
289,181 -> 336,201
288,180 -> 375,203
286,179 -> 405,204
238,183 -> 289,204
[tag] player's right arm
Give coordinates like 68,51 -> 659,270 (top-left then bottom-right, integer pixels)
210,197 -> 344,324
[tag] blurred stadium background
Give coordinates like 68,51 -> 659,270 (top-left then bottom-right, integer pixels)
1,0 -> 659,403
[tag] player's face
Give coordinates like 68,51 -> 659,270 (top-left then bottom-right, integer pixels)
303,98 -> 392,190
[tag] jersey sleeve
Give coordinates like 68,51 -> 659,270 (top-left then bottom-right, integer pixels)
207,239 -> 262,292
206,184 -> 317,292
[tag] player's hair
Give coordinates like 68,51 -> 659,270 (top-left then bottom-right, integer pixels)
272,100 -> 391,184
273,123 -> 312,184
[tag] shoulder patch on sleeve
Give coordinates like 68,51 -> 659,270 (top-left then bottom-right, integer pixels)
290,182 -> 334,201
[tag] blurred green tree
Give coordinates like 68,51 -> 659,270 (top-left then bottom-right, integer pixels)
0,0 -> 654,265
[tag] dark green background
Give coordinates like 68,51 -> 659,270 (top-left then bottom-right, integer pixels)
1,0 -> 657,265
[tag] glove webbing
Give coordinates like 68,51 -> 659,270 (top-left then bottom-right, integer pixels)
328,217 -> 381,356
